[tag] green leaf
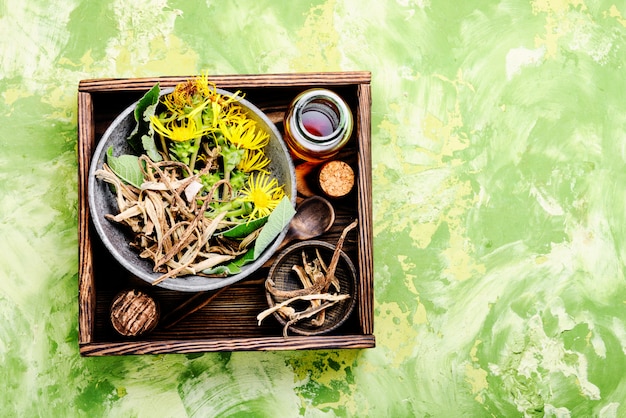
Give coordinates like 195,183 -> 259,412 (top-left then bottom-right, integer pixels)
221,216 -> 269,238
202,248 -> 254,275
202,197 -> 294,275
253,196 -> 295,259
140,101 -> 159,124
141,134 -> 162,162
128,83 -> 160,153
202,265 -> 238,276
106,146 -> 144,188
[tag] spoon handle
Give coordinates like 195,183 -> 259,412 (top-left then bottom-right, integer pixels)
159,287 -> 228,329
277,229 -> 297,252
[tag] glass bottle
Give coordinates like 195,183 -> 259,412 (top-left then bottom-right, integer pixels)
283,88 -> 353,162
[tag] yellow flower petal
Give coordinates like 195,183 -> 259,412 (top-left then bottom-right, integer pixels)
241,173 -> 285,220
220,118 -> 269,150
237,149 -> 270,173
151,116 -> 211,143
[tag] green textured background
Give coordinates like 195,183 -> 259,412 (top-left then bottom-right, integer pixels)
2,0 -> 626,416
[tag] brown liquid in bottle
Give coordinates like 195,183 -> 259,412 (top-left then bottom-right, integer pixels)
302,109 -> 335,137
283,89 -> 353,162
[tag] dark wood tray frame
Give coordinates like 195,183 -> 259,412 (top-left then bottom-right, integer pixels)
77,72 -> 374,356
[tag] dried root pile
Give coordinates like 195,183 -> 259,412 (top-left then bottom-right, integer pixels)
258,220 -> 357,337
96,156 -> 255,285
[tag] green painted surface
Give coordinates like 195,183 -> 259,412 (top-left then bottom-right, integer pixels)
2,0 -> 626,416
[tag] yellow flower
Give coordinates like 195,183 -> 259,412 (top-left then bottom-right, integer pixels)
151,116 -> 211,143
237,149 -> 270,173
194,74 -> 244,106
194,73 -> 214,98
220,118 -> 269,150
161,84 -> 195,117
159,75 -> 245,123
161,76 -> 212,118
241,173 -> 285,220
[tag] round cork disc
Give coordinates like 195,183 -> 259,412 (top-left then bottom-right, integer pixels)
110,289 -> 160,337
318,160 -> 355,198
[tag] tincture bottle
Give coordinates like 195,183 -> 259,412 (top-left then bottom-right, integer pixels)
283,88 -> 353,162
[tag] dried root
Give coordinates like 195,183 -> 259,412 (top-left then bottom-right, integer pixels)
259,219 -> 358,336
95,158 -> 258,284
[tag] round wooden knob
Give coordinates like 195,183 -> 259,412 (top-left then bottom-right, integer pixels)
110,289 -> 159,337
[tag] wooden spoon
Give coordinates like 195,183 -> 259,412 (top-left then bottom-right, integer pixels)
277,195 -> 335,251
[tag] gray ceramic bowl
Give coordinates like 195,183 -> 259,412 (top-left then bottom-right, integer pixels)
88,87 -> 296,292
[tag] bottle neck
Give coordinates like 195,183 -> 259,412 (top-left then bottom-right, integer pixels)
284,89 -> 353,162
296,98 -> 344,144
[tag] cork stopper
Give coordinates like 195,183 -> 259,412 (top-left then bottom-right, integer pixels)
110,289 -> 160,337
318,160 -> 355,198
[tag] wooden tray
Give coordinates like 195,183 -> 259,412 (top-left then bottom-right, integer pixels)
77,72 -> 374,355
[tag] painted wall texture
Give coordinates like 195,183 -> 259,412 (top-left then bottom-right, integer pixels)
2,0 -> 626,416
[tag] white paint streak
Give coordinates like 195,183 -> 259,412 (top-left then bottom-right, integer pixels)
569,20 -> 613,64
396,0 -> 430,9
521,315 -> 601,401
505,47 -> 545,80
105,0 -> 183,72
529,184 -> 564,216
544,404 -> 572,418
599,402 -> 620,418
610,317 -> 626,356
0,0 -> 77,85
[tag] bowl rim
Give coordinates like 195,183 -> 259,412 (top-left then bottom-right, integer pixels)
265,239 -> 358,335
87,86 -> 297,292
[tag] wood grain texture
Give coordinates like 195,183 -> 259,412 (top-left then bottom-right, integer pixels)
79,335 -> 376,356
77,72 -> 374,355
77,91 -> 95,344
79,72 -> 372,92
110,290 -> 160,336
356,83 -> 374,335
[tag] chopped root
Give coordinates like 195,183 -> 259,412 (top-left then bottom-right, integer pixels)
95,160 -> 254,284
259,219 -> 357,336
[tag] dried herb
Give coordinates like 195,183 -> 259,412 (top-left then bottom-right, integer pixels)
95,76 -> 294,283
